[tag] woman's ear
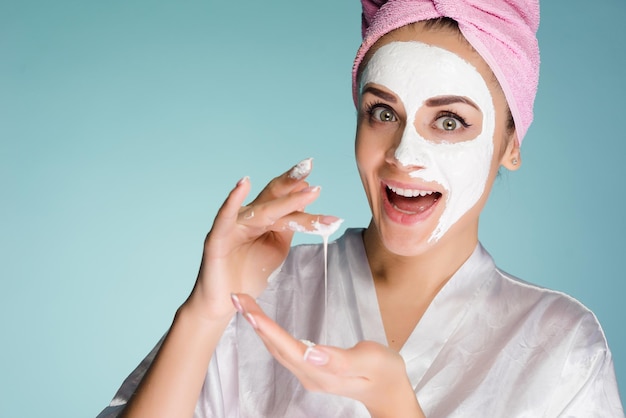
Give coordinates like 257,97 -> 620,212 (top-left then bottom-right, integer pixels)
500,132 -> 521,171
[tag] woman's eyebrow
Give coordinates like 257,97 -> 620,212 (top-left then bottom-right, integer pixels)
362,86 -> 397,103
425,96 -> 479,110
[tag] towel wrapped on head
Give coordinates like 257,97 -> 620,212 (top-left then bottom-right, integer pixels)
352,0 -> 540,145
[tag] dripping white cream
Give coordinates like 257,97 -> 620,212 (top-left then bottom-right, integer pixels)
289,218 -> 343,344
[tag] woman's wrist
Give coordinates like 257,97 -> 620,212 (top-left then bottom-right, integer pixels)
366,381 -> 425,418
178,295 -> 235,330
120,297 -> 235,417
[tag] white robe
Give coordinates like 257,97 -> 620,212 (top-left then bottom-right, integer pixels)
98,228 -> 624,417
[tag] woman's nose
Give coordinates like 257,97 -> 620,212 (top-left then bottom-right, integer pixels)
386,125 -> 430,171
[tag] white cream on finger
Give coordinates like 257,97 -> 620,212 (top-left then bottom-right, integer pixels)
288,158 -> 313,180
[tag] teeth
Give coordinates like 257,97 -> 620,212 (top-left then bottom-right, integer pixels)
387,185 -> 434,198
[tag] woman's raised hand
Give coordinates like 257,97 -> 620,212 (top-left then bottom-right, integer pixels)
231,293 -> 426,418
121,161 -> 336,418
185,158 -> 339,320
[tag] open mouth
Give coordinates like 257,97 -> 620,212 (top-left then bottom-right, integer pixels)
385,184 -> 442,215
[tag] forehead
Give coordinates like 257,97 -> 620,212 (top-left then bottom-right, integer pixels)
360,41 -> 491,111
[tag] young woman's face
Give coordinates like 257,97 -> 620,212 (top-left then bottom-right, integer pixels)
356,24 -> 518,257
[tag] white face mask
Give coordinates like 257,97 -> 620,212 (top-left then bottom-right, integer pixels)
360,41 -> 495,242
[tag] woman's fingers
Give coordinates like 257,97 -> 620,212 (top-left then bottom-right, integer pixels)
209,176 -> 252,237
233,293 -> 309,363
232,293 -> 411,399
236,185 -> 321,231
232,293 -> 333,386
211,178 -> 322,243
249,158 -> 314,205
211,158 -> 318,238
232,294 -> 353,389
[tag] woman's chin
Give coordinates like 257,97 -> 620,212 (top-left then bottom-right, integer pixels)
374,224 -> 439,258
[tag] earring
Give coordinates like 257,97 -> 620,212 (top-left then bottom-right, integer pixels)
512,158 -> 518,165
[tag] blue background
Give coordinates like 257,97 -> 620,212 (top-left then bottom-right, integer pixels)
1,1 -> 624,416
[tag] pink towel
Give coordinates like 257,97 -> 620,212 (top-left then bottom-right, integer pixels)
352,0 -> 540,145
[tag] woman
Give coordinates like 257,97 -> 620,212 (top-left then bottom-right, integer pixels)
99,1 -> 624,417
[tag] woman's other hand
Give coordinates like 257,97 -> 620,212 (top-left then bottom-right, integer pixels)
232,293 -> 426,418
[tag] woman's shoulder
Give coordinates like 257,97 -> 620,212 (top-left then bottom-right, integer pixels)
486,268 -> 623,416
490,266 -> 609,350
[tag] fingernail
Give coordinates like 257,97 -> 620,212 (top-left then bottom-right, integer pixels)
300,185 -> 321,193
237,176 -> 249,187
319,215 -> 342,225
288,158 -> 313,180
304,347 -> 329,366
231,293 -> 243,314
245,313 -> 259,330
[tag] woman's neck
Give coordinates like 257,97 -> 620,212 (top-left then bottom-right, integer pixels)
362,221 -> 479,351
362,220 -> 478,291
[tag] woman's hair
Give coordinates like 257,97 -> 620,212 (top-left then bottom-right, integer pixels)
353,0 -> 539,144
425,18 -> 517,137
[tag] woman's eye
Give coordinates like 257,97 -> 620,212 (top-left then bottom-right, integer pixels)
434,114 -> 469,132
371,107 -> 397,122
438,117 -> 458,131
